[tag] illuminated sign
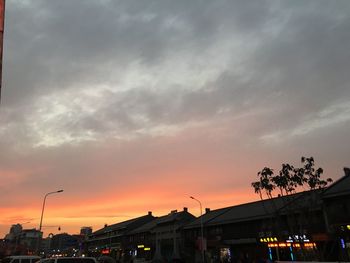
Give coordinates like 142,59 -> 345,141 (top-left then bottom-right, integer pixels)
144,247 -> 151,251
341,239 -> 346,249
137,245 -> 144,248
260,237 -> 278,243
286,234 -> 310,242
101,249 -> 110,254
268,242 -> 316,248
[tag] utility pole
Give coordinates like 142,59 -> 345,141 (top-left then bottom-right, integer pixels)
190,196 -> 205,263
0,0 -> 5,103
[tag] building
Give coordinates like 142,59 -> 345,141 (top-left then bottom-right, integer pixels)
85,212 -> 155,261
3,225 -> 41,256
48,233 -> 81,256
183,168 -> 350,262
17,229 -> 42,255
322,167 -> 350,261
80,227 -> 93,237
82,168 -> 349,262
126,207 -> 196,262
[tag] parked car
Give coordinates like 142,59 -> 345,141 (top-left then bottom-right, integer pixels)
2,256 -> 41,263
39,258 -> 98,263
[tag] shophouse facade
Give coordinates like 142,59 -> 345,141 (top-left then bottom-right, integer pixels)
125,207 -> 195,262
85,212 -> 155,262
183,168 -> 350,263
82,168 -> 350,262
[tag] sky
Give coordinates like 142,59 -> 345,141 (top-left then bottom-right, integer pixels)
0,0 -> 350,238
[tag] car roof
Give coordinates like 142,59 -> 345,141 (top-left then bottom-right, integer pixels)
42,258 -> 96,261
46,258 -> 95,259
6,256 -> 41,259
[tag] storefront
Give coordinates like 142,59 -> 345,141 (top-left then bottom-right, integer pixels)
260,234 -> 319,261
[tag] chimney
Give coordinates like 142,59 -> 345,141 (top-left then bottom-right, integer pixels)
183,207 -> 188,212
205,208 -> 210,214
170,209 -> 177,214
344,167 -> 350,177
148,211 -> 152,216
104,224 -> 108,228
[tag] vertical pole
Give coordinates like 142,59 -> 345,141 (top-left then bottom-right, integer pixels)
36,190 -> 64,255
0,0 -> 5,103
173,223 -> 179,259
190,196 -> 205,263
39,194 -> 48,233
199,202 -> 204,263
276,246 -> 280,261
36,193 -> 48,254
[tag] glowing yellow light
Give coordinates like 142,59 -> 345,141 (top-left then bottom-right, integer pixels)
260,238 -> 264,242
268,244 -> 278,248
137,245 -> 144,248
277,243 -> 291,247
279,243 -> 287,247
303,242 -> 317,248
144,247 -> 151,251
274,237 -> 278,242
347,225 -> 350,230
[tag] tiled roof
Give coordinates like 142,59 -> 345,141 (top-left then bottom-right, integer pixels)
322,168 -> 350,198
185,170 -> 350,229
129,211 -> 195,234
185,192 -> 310,228
92,214 -> 152,235
184,207 -> 231,229
128,216 -> 162,234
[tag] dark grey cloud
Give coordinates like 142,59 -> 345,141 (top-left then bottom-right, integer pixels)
0,0 -> 350,234
3,0 -> 274,105
1,0 -> 349,146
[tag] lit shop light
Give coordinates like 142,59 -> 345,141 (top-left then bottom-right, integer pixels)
267,242 -> 316,248
101,249 -> 110,254
341,239 -> 346,249
260,237 -> 278,243
286,235 -> 310,242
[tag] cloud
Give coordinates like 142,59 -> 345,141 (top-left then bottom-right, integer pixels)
0,0 -> 349,236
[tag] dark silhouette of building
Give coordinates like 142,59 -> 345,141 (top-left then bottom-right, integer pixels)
82,168 -> 350,262
85,212 -> 155,261
80,227 -> 93,236
183,168 -> 350,262
126,207 -> 196,262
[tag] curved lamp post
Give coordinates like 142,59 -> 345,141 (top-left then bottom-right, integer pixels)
37,189 -> 64,254
190,196 -> 205,263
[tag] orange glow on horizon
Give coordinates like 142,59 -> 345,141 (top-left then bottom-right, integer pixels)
0,184 -> 256,237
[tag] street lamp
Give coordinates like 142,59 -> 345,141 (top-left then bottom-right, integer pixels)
190,196 -> 205,263
39,190 -> 64,232
37,189 -> 64,254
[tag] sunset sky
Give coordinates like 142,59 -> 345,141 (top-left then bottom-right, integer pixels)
0,0 -> 350,238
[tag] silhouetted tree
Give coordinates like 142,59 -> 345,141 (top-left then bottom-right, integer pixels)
272,163 -> 295,196
250,157 -> 334,261
300,156 -> 333,189
254,167 -> 275,199
251,181 -> 263,200
251,156 -> 333,198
